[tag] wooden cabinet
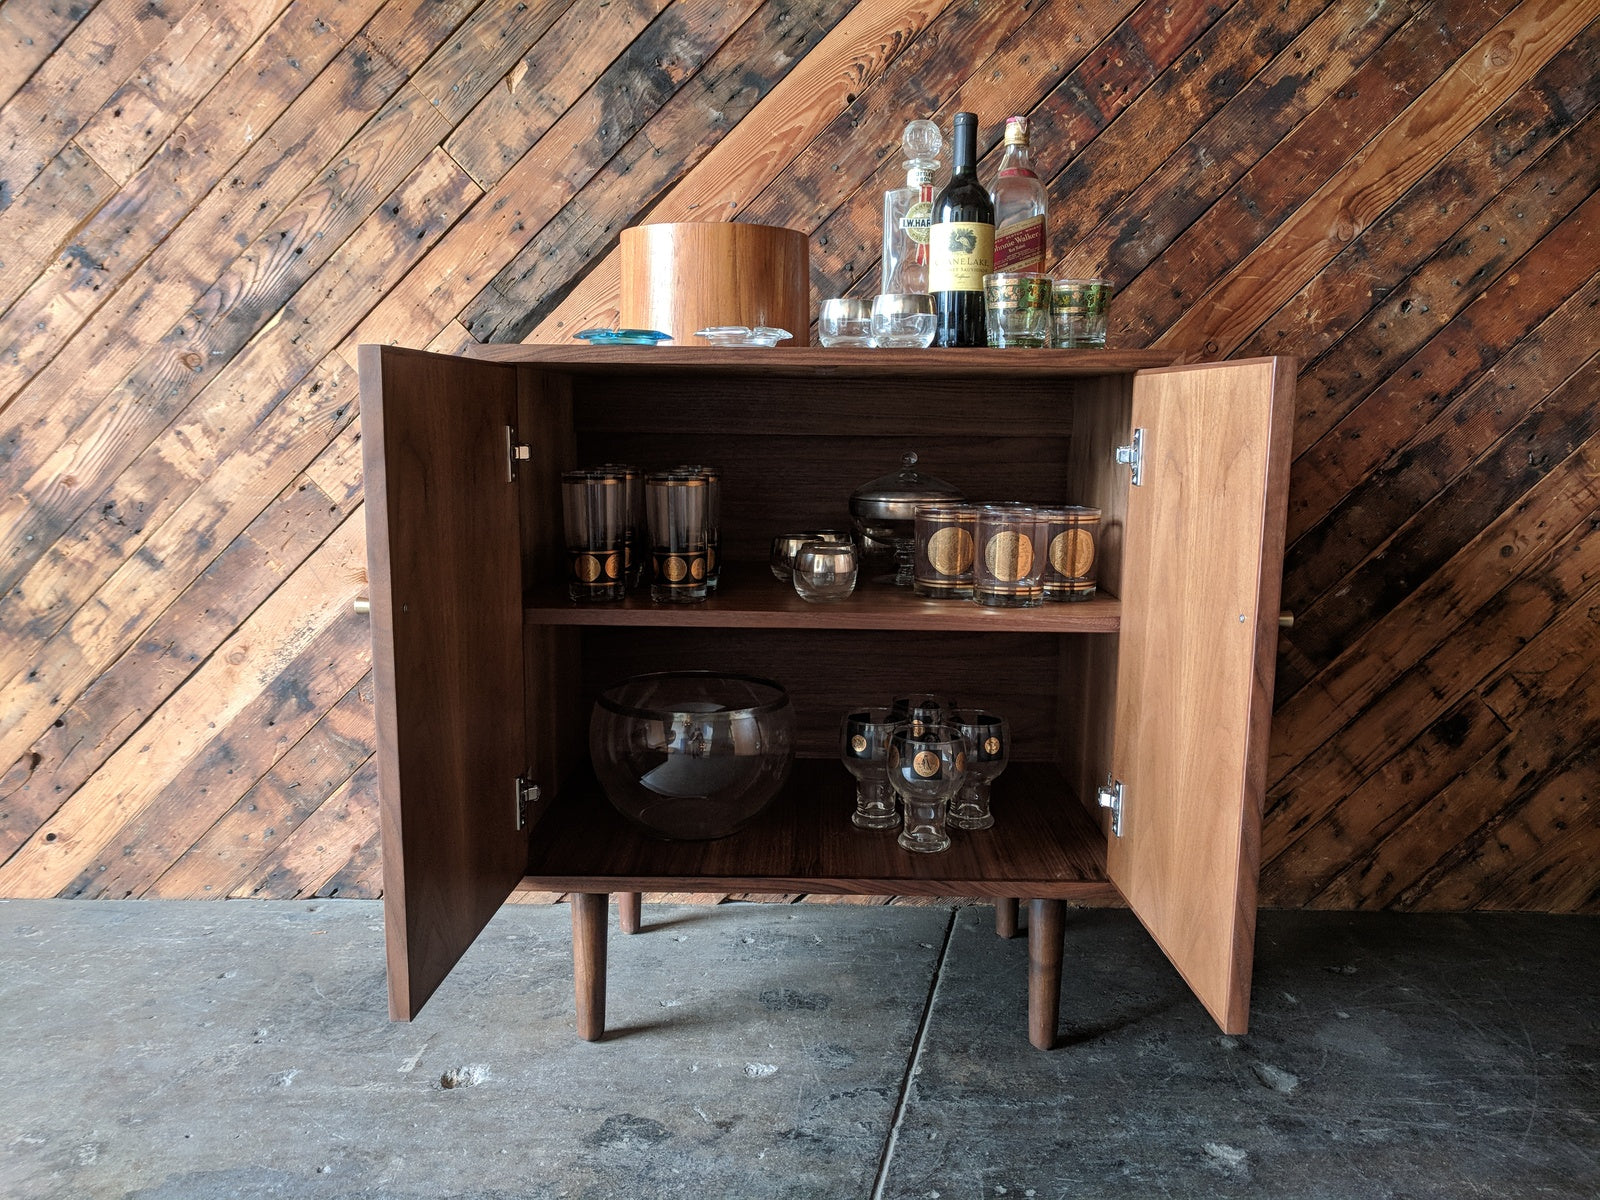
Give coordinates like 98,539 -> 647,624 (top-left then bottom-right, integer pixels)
358,345 -> 1294,1046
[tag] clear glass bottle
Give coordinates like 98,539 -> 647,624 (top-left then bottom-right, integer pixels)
880,119 -> 941,296
990,115 -> 1047,274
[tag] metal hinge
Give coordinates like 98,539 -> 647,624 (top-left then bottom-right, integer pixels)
505,425 -> 531,482
515,777 -> 542,831
1115,428 -> 1144,486
1097,777 -> 1125,838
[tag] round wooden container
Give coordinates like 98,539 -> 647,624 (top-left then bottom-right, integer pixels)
620,222 -> 811,346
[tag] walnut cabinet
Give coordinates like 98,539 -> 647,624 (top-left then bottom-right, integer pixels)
357,344 -> 1294,1047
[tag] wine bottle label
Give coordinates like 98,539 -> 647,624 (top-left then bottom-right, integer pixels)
929,221 -> 994,292
899,199 -> 934,245
994,215 -> 1045,272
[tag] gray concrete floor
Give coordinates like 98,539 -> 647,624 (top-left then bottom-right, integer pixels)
1,900 -> 1596,1199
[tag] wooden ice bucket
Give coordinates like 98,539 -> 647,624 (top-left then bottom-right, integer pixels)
619,222 -> 811,346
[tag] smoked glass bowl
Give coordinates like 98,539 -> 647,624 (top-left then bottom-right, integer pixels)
589,672 -> 795,840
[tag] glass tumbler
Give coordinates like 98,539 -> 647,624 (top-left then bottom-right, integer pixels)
841,706 -> 900,829
645,470 -> 709,603
561,468 -> 627,602
792,539 -> 858,602
948,709 -> 1009,830
888,722 -> 967,854
1039,505 -> 1102,602
984,272 -> 1052,348
870,293 -> 937,349
771,530 -> 853,581
1052,278 -> 1113,347
913,502 -> 977,599
818,298 -> 875,347
973,504 -> 1045,608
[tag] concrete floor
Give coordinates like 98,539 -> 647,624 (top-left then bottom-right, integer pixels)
0,900 -> 1596,1199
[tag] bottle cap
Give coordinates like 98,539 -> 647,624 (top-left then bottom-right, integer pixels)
1005,115 -> 1029,144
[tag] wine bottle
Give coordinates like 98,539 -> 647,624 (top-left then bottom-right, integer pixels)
929,112 -> 994,347
990,115 -> 1047,273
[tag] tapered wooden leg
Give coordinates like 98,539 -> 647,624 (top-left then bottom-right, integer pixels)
618,891 -> 642,934
572,893 -> 608,1041
995,897 -> 1020,939
1028,898 -> 1065,1050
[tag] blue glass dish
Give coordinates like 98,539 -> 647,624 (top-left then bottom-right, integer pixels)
574,327 -> 672,346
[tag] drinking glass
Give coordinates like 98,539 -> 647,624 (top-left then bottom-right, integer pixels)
1052,278 -> 1113,347
818,298 -> 874,347
913,502 -> 977,599
871,294 -> 937,349
771,530 -> 853,580
983,272 -> 1052,348
645,470 -> 709,603
973,503 -> 1045,608
1039,505 -> 1102,602
888,722 -> 967,853
841,707 -> 900,829
889,694 -> 956,737
561,468 -> 627,601
792,539 -> 858,602
948,709 -> 1009,830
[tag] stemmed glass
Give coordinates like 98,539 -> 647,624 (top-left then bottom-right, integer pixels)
948,709 -> 1009,830
888,722 -> 967,853
889,693 -> 956,736
840,707 -> 900,829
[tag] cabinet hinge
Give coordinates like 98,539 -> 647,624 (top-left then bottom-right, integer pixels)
505,425 -> 531,482
515,777 -> 542,831
1114,428 -> 1144,486
1097,777 -> 1125,838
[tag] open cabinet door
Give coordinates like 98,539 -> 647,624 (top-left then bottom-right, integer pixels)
1107,357 -> 1294,1034
360,345 -> 530,1019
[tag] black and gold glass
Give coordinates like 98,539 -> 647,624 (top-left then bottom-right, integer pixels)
948,708 -> 1009,830
913,502 -> 978,599
841,706 -> 900,830
561,468 -> 627,602
645,470 -> 709,603
888,722 -> 966,854
1039,505 -> 1101,602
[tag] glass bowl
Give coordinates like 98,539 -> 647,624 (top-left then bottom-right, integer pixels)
573,327 -> 672,345
589,672 -> 795,840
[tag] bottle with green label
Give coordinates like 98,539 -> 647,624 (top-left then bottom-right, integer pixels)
929,112 -> 995,347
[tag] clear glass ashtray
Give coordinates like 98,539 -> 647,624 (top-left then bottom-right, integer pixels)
574,327 -> 672,346
695,325 -> 793,348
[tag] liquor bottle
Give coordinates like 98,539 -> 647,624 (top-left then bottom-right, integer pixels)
990,115 -> 1047,273
880,119 -> 941,295
929,112 -> 994,347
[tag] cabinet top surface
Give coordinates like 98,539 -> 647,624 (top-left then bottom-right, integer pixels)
412,344 -> 1183,378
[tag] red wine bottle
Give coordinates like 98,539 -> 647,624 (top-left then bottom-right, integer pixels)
929,112 -> 995,347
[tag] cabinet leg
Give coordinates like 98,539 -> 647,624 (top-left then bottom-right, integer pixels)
995,898 -> 1020,939
572,893 -> 608,1042
1027,898 -> 1065,1050
618,891 -> 642,935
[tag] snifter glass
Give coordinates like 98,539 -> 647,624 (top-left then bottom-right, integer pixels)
888,722 -> 966,854
841,706 -> 900,829
947,708 -> 1009,830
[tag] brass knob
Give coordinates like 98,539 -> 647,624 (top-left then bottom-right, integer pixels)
1278,611 -> 1295,629
353,598 -> 371,615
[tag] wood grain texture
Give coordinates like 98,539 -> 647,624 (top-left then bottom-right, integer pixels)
2,0 -> 1597,920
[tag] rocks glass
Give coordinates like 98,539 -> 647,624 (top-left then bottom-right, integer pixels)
1052,278 -> 1113,347
841,707 -> 900,829
983,272 -> 1052,348
888,722 -> 966,853
973,504 -> 1045,608
948,709 -> 1009,830
818,297 -> 874,347
771,530 -> 853,580
913,502 -> 977,599
792,539 -> 858,602
1039,505 -> 1102,602
870,293 -> 937,349
561,468 -> 628,601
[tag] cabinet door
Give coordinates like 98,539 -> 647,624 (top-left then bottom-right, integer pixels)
360,346 -> 530,1020
1109,357 -> 1294,1034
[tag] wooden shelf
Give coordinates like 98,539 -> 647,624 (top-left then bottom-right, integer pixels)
526,564 -> 1120,633
520,760 -> 1116,899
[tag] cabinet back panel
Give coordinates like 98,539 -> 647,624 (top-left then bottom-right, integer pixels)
569,373 -> 1078,438
577,628 -> 1063,762
570,433 -> 1077,561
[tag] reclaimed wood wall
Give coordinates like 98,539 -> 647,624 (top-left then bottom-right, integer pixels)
1,0 -> 1595,912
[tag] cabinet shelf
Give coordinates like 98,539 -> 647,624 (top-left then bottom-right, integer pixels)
519,760 -> 1115,900
526,563 -> 1121,633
